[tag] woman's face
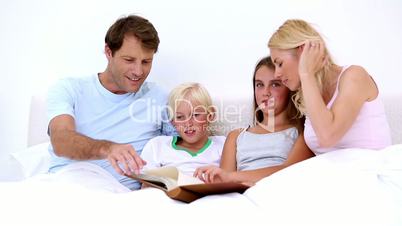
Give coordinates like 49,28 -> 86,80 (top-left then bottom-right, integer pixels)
254,65 -> 290,116
269,48 -> 301,91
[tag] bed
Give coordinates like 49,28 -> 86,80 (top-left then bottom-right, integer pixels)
1,94 -> 401,226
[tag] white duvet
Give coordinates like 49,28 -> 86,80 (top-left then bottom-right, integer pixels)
1,145 -> 401,226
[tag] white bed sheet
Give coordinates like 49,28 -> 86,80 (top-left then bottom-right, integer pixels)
1,145 -> 401,226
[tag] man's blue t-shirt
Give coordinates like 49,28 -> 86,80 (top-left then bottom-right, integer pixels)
47,74 -> 175,189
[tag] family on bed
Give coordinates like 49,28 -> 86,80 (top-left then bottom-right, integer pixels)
46,14 -> 392,191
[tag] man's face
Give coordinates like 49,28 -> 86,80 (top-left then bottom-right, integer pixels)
105,35 -> 155,94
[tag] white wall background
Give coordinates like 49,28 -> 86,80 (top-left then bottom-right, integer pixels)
1,0 -> 401,162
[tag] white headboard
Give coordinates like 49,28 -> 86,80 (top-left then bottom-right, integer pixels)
27,95 -> 48,146
382,94 -> 402,144
27,94 -> 401,147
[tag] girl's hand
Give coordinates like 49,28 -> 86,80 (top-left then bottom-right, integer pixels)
298,40 -> 326,79
193,165 -> 232,183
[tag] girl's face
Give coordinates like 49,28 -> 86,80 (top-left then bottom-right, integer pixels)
269,48 -> 301,91
172,99 -> 211,145
255,65 -> 290,116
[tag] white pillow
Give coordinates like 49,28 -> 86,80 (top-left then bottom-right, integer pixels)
11,142 -> 51,178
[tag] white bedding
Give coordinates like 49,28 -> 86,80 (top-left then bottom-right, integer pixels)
1,144 -> 401,226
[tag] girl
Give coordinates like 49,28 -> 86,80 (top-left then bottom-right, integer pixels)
268,19 -> 391,155
194,56 -> 314,184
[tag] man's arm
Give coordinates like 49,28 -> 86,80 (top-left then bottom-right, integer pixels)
49,114 -> 145,175
49,115 -> 110,160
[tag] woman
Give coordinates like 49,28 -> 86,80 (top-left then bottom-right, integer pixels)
268,19 -> 391,155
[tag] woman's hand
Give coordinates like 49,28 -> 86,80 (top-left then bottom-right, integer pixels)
193,165 -> 233,183
298,40 -> 326,79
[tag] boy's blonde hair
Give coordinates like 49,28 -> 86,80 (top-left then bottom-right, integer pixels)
268,19 -> 335,117
168,83 -> 215,120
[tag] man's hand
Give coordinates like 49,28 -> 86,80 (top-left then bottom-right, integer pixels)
106,143 -> 146,175
49,115 -> 146,175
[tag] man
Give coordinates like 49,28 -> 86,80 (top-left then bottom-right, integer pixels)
47,15 -> 175,190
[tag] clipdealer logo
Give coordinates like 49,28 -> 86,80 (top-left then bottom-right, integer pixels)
128,98 -> 276,132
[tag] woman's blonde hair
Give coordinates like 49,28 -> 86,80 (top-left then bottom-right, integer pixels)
268,19 -> 335,116
168,83 -> 215,120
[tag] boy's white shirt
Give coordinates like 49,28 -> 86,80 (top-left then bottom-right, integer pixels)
140,136 -> 225,176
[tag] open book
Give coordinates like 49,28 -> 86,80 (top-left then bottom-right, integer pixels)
126,166 -> 251,203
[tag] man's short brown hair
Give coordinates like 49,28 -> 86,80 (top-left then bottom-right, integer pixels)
105,15 -> 160,55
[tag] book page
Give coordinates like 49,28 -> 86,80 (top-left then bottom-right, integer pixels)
130,173 -> 177,190
144,166 -> 203,187
176,171 -> 204,186
144,166 -> 180,180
